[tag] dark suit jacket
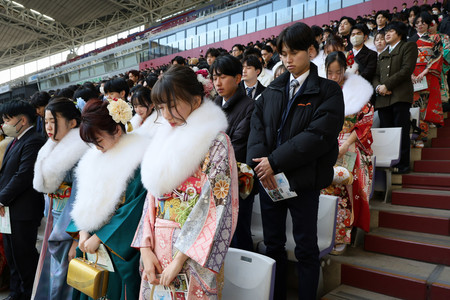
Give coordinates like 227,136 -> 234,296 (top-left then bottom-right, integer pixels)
372,40 -> 418,109
214,86 -> 254,163
354,45 -> 378,82
0,129 -> 45,221
239,81 -> 266,100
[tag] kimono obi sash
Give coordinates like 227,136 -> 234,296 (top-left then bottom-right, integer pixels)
156,173 -> 203,225
48,181 -> 72,212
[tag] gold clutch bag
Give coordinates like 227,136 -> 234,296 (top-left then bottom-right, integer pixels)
67,252 -> 109,299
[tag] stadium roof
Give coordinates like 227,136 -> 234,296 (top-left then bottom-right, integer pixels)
0,0 -> 213,70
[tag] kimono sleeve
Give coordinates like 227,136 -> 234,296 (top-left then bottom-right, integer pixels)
174,133 -> 239,273
354,104 -> 374,156
131,193 -> 155,249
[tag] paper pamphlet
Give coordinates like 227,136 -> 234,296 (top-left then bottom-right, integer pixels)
87,244 -> 115,272
144,274 -> 189,300
335,151 -> 357,172
0,207 -> 11,234
264,173 -> 298,202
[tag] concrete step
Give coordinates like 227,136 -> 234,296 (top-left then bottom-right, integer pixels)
414,160 -> 450,173
392,188 -> 450,210
321,284 -> 401,300
364,227 -> 450,266
332,247 -> 450,300
421,148 -> 450,160
401,172 -> 450,190
371,201 -> 450,236
432,137 -> 450,148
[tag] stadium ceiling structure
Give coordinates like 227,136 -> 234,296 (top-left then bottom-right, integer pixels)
0,0 -> 212,70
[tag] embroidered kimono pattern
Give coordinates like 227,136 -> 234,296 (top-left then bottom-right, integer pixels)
132,133 -> 239,300
413,32 -> 444,139
439,33 -> 450,102
322,104 -> 374,245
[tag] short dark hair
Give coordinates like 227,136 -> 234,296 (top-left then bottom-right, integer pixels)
325,51 -> 347,73
1,100 -> 36,124
351,23 -> 369,36
30,91 -> 51,108
242,55 -> 262,72
414,11 -> 433,27
73,87 -> 99,103
375,10 -> 390,20
311,25 -> 324,37
232,44 -> 245,52
261,45 -> 273,53
210,55 -> 242,77
339,16 -> 356,27
144,74 -> 158,89
171,56 -> 186,65
151,65 -> 204,124
409,6 -> 421,17
80,99 -> 125,148
243,48 -> 262,59
206,48 -> 220,58
128,69 -> 140,77
385,21 -> 408,41
131,86 -> 153,110
276,22 -> 315,52
55,87 -> 76,99
104,78 -> 130,99
45,97 -> 81,141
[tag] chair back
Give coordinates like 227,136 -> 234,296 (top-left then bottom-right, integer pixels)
222,248 -> 275,300
371,127 -> 402,167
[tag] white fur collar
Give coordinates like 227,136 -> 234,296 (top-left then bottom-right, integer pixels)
33,128 -> 89,193
342,73 -> 373,116
131,110 -> 164,138
141,99 -> 228,197
71,133 -> 150,232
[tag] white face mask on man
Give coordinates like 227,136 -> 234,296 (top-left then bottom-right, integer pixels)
350,35 -> 365,47
2,119 -> 23,138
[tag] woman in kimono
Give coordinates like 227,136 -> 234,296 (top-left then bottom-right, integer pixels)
411,12 -> 444,147
132,65 -> 239,300
322,51 -> 374,255
32,97 -> 89,299
129,86 -> 159,137
67,98 -> 149,300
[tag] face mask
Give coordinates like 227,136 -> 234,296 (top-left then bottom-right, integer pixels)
350,35 -> 365,46
99,86 -> 105,95
2,119 -> 23,138
433,10 -> 439,15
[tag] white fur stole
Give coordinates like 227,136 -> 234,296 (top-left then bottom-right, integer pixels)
33,128 -> 89,193
141,99 -> 228,197
342,73 -> 374,116
71,133 -> 150,232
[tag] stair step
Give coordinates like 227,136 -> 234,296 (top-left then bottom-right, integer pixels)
392,188 -> 450,210
444,118 -> 450,127
421,148 -> 450,160
371,201 -> 450,236
432,137 -> 450,148
334,247 -> 450,300
401,172 -> 450,189
321,284 -> 401,300
364,228 -> 450,265
437,127 -> 450,138
414,160 -> 450,173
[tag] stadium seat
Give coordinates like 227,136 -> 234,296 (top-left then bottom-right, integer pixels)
222,248 -> 275,300
371,127 -> 402,202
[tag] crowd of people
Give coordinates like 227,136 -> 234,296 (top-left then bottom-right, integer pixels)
0,1 -> 448,300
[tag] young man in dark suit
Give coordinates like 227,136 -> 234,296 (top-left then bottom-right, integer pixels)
351,23 -> 378,82
0,101 -> 45,300
373,21 -> 418,174
211,55 -> 255,252
240,55 -> 266,100
247,22 -> 344,299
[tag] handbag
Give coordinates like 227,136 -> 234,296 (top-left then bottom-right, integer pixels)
67,252 -> 109,299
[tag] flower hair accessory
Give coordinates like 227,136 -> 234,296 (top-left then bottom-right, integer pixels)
107,98 -> 134,132
75,97 -> 86,112
196,69 -> 217,100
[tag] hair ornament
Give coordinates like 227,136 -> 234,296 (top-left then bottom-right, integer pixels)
195,69 -> 217,100
106,98 -> 133,132
75,97 -> 86,112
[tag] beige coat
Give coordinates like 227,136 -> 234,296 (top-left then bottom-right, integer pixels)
0,136 -> 13,168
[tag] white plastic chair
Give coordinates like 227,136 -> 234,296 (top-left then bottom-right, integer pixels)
371,127 -> 402,202
222,248 -> 275,300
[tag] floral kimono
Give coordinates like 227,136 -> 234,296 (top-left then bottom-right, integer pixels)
67,133 -> 150,300
132,100 -> 239,300
321,74 -> 374,245
32,128 -> 89,300
413,32 -> 444,138
439,32 -> 450,102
